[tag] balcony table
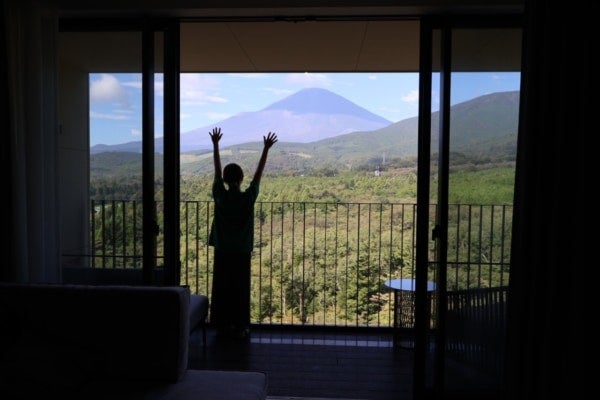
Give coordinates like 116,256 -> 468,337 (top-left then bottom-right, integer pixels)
384,278 -> 436,348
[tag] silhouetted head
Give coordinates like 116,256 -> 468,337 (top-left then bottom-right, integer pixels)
223,163 -> 244,185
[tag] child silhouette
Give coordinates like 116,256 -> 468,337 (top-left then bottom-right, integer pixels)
208,127 -> 278,339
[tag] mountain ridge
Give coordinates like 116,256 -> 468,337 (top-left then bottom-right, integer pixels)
91,90 -> 520,178
262,87 -> 391,124
91,87 -> 393,153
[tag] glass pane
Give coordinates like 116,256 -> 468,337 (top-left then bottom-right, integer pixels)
445,27 -> 520,395
58,29 -> 165,284
58,31 -> 142,278
179,21 -> 425,333
425,26 -> 442,393
154,31 -> 165,274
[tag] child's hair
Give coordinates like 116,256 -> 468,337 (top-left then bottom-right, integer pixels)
223,163 -> 244,184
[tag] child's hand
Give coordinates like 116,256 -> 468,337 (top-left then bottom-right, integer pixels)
263,132 -> 278,149
209,127 -> 222,144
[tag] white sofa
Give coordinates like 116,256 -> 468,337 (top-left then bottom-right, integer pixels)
0,283 -> 267,400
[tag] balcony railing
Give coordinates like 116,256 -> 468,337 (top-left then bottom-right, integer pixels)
80,200 -> 512,329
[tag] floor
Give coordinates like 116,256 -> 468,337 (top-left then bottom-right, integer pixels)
187,326 -> 414,400
267,398 -> 370,400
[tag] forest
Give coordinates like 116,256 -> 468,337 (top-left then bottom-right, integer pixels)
89,163 -> 514,327
87,90 -> 518,326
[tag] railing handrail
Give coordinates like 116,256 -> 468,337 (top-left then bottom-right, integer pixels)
75,199 -> 512,329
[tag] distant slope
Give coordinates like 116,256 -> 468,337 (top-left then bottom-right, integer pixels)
263,87 -> 390,124
179,90 -> 519,174
438,90 -> 520,148
90,152 -> 163,178
178,87 -> 392,150
91,141 -> 143,154
91,87 -> 392,154
92,90 -> 519,177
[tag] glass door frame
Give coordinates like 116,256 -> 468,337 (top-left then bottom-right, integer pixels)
160,19 -> 181,286
414,14 -> 522,399
141,18 -> 181,285
58,17 -> 181,285
135,18 -> 182,285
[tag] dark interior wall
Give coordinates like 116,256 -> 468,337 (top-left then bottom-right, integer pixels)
505,0 -> 589,398
2,0 -> 587,397
54,0 -> 524,18
0,2 -> 14,281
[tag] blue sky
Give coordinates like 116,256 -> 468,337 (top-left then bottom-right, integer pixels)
89,72 -> 520,146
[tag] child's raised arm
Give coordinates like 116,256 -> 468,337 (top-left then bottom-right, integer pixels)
253,132 -> 278,184
209,127 -> 223,179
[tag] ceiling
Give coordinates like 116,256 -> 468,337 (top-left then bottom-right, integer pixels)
179,20 -> 420,72
57,1 -> 522,73
55,1 -> 524,19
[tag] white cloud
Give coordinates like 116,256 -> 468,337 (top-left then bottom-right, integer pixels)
90,74 -> 130,107
122,80 -> 142,89
262,87 -> 294,96
286,72 -> 332,87
368,75 -> 377,80
131,128 -> 142,137
206,112 -> 231,121
153,76 -> 164,96
401,90 -> 419,104
180,94 -> 227,106
375,89 -> 420,121
90,110 -> 129,120
180,73 -> 227,106
121,76 -> 164,96
115,109 -> 134,115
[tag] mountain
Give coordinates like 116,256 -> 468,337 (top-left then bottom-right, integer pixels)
178,90 -> 519,174
91,141 -> 146,154
90,87 -> 392,154
178,87 -> 392,151
91,90 -> 520,176
438,90 -> 520,148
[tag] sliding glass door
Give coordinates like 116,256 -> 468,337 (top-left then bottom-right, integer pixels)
59,14 -> 522,399
416,17 -> 521,398
58,21 -> 180,284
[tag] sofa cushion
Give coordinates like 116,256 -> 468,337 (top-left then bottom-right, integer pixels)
62,268 -> 209,336
145,370 -> 268,400
0,305 -> 21,358
189,294 -> 209,332
0,283 -> 190,383
0,330 -> 94,398
0,283 -> 268,400
75,370 -> 268,400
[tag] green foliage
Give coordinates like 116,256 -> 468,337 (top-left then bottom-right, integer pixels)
90,166 -> 514,327
87,90 -> 519,326
449,167 -> 515,204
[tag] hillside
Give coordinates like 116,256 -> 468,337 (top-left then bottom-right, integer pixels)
91,90 -> 519,177
178,90 -> 519,174
91,87 -> 393,154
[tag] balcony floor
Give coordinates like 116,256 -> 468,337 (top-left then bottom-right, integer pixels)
188,326 -> 413,400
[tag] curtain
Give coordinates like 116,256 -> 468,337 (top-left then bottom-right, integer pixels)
505,0 -> 590,398
1,0 -> 59,283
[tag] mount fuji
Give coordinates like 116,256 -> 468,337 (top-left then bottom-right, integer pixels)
90,87 -> 393,154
